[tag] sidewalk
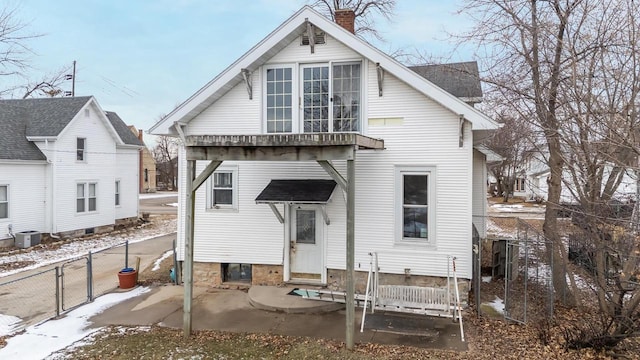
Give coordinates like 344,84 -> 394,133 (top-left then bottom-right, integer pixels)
90,284 -> 467,351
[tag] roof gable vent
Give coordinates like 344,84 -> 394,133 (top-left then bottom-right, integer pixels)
301,30 -> 326,45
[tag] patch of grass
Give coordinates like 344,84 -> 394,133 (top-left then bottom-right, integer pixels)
52,326 -> 452,360
137,252 -> 174,285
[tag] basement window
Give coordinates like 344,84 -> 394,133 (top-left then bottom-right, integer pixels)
222,263 -> 252,282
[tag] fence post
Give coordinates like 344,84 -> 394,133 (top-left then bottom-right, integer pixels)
87,251 -> 93,301
55,266 -> 60,317
173,239 -> 179,285
125,240 -> 129,269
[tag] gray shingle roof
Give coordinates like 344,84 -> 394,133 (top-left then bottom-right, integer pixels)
0,97 -> 142,161
255,180 -> 337,204
0,104 -> 46,160
106,111 -> 144,146
409,61 -> 483,100
0,96 -> 92,137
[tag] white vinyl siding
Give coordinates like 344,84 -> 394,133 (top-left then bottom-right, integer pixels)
53,101 -> 116,232
115,148 -> 139,220
472,149 -> 487,239
0,185 -> 8,219
176,40 -> 476,279
0,164 -> 47,240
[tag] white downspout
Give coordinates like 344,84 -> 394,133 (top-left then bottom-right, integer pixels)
47,139 -> 61,240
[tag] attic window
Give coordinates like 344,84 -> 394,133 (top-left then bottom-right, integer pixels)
301,30 -> 325,45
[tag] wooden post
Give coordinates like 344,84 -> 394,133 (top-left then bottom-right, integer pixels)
346,157 -> 355,349
183,160 -> 196,337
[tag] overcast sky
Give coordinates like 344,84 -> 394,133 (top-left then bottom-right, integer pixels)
11,0 -> 471,143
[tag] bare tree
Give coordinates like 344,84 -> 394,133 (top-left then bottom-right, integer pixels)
0,5 -> 71,99
153,135 -> 179,191
308,0 -> 396,40
486,111 -> 535,202
19,65 -> 72,98
0,5 -> 35,79
459,0 -> 640,349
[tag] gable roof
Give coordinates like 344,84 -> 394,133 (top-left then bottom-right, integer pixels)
150,6 -> 500,135
0,96 -> 92,137
409,62 -> 483,101
106,112 -> 144,146
0,97 -> 141,160
0,104 -> 46,161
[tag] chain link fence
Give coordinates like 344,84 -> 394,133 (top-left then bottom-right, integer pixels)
475,215 -> 558,324
0,241 -> 135,335
0,268 -> 59,334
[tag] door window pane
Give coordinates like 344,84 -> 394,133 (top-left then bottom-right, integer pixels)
332,63 -> 360,132
296,210 -> 316,244
302,66 -> 329,132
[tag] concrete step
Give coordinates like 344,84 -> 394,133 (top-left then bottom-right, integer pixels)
248,286 -> 344,314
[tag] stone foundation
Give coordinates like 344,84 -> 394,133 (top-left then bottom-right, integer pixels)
192,262 -> 285,287
193,262 -> 223,286
115,216 -> 139,229
252,264 -> 284,286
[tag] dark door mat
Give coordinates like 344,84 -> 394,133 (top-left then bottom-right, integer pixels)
363,312 -> 443,337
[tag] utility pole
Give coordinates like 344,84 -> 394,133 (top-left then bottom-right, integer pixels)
72,60 -> 76,96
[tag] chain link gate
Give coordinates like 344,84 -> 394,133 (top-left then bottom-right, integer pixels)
60,256 -> 91,312
504,219 -> 555,324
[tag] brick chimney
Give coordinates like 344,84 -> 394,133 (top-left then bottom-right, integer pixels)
138,129 -> 143,141
335,9 -> 355,34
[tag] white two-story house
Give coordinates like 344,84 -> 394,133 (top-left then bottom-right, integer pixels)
0,96 -> 142,244
150,7 -> 499,293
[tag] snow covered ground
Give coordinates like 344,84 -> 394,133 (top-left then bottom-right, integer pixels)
0,215 -> 177,359
0,218 -> 177,278
0,287 -> 150,360
139,192 -> 178,200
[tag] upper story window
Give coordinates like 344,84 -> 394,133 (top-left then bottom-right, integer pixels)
266,67 -> 293,133
263,61 -> 361,134
0,185 -> 8,219
77,137 -> 86,161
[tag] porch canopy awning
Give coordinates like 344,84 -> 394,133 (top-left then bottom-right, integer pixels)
255,179 -> 337,204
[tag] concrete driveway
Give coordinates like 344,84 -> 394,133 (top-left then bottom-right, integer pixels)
90,285 -> 467,351
0,233 -> 175,332
139,192 -> 178,215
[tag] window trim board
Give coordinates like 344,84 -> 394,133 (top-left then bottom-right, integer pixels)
394,165 -> 436,247
206,165 -> 239,212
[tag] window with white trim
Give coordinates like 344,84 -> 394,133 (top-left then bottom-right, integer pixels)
0,185 -> 8,219
77,182 -> 97,213
514,177 -> 525,192
396,167 -> 435,244
207,168 -> 238,210
263,61 -> 361,134
265,67 -> 293,133
115,180 -> 121,206
77,137 -> 86,161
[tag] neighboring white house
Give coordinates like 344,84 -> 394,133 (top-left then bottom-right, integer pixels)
516,151 -> 637,204
150,7 -> 499,291
0,96 -> 143,244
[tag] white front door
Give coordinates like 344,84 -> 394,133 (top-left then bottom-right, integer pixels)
290,205 -> 323,281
